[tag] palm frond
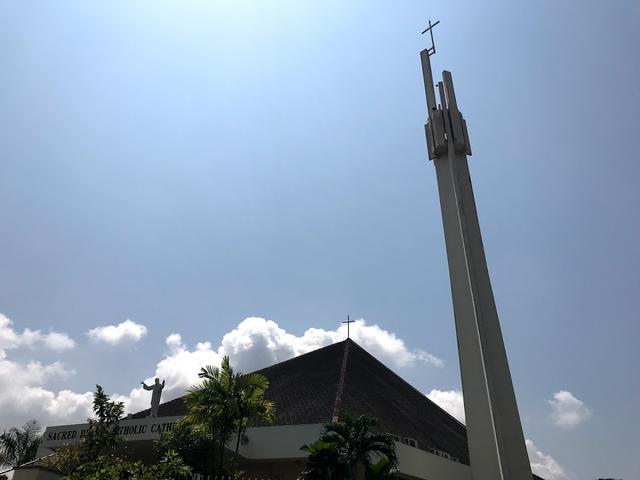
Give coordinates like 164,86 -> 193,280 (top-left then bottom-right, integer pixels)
0,420 -> 42,467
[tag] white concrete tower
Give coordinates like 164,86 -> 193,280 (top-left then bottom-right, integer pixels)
419,24 -> 533,480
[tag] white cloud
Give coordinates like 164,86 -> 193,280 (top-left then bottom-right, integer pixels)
1,316 -> 443,430
219,317 -> 443,372
0,314 -> 90,432
114,334 -> 221,414
547,390 -> 592,428
40,331 -> 76,351
427,385 -> 572,479
0,357 -> 92,431
0,314 -> 20,352
165,333 -> 184,353
0,313 -> 75,355
526,439 -> 570,480
115,316 -> 443,415
87,319 -> 148,346
427,388 -> 570,479
427,389 -> 465,423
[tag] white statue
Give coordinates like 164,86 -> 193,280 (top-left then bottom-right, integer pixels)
141,378 -> 165,417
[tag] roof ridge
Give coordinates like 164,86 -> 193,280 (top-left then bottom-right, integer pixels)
132,338 -> 464,431
128,337 -> 470,463
345,340 -> 466,428
253,340 -> 348,374
331,340 -> 350,422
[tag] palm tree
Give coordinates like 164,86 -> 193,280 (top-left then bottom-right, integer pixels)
301,439 -> 347,480
186,360 -> 233,478
0,420 -> 42,468
301,415 -> 397,480
185,356 -> 275,477
229,368 -> 275,469
367,457 -> 396,480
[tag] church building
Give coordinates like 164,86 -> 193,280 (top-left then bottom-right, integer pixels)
14,339 -> 523,480
10,28 -> 539,479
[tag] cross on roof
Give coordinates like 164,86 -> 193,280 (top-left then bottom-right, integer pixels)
342,315 -> 355,339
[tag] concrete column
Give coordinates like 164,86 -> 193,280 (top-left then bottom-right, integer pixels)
420,49 -> 532,480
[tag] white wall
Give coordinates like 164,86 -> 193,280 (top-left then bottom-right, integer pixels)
31,420 -> 472,480
395,442 -> 472,480
238,423 -> 323,460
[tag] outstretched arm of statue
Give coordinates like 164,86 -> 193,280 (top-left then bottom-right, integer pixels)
141,382 -> 152,390
161,380 -> 165,388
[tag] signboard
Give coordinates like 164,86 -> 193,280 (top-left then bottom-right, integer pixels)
42,415 -> 184,448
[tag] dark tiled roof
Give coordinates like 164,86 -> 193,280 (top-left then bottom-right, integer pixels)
133,339 -> 469,463
339,340 -> 469,463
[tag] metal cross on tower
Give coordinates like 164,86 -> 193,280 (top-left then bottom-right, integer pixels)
421,19 -> 440,56
342,315 -> 355,339
419,22 -> 533,480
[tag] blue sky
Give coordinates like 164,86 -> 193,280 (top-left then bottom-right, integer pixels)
1,1 -> 638,479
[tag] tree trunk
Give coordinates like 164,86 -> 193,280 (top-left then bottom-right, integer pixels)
218,415 -> 227,477
211,423 -> 217,480
232,422 -> 243,470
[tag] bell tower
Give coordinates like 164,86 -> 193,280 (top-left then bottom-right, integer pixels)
420,21 -> 533,480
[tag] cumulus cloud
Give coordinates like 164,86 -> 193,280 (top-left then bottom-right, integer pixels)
219,317 -> 443,372
1,312 -> 570,480
0,313 -> 88,431
0,313 -> 75,355
114,316 -> 443,414
526,439 -> 570,480
426,386 -> 571,479
547,390 -> 592,428
2,316 -> 443,430
0,356 -> 92,432
87,319 -> 148,346
427,389 -> 465,423
39,331 -> 76,351
427,389 -> 570,479
114,335 -> 221,414
165,333 -> 184,353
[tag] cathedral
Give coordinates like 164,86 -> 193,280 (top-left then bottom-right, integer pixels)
17,339 -> 503,480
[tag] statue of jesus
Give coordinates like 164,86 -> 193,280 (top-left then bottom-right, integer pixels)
141,378 -> 165,417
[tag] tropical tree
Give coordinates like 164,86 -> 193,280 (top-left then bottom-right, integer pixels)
0,420 -> 42,468
51,385 -> 190,480
300,439 -> 347,480
185,360 -> 234,477
51,385 -> 124,477
366,457 -> 397,480
300,415 -> 397,480
229,364 -> 275,468
155,419 -> 215,475
54,450 -> 190,480
185,355 -> 275,477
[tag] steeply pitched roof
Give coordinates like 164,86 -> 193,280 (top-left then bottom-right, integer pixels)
338,340 -> 469,462
132,339 -> 470,463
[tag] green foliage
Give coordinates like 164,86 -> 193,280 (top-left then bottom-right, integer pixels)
367,457 -> 396,480
155,419 -> 215,475
301,439 -> 347,480
85,385 -> 125,454
51,385 -> 124,476
56,451 -> 190,480
185,355 -> 275,477
50,385 -> 190,480
185,360 -> 234,477
300,415 -> 398,480
0,420 -> 42,468
144,450 -> 192,479
47,357 -> 276,479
